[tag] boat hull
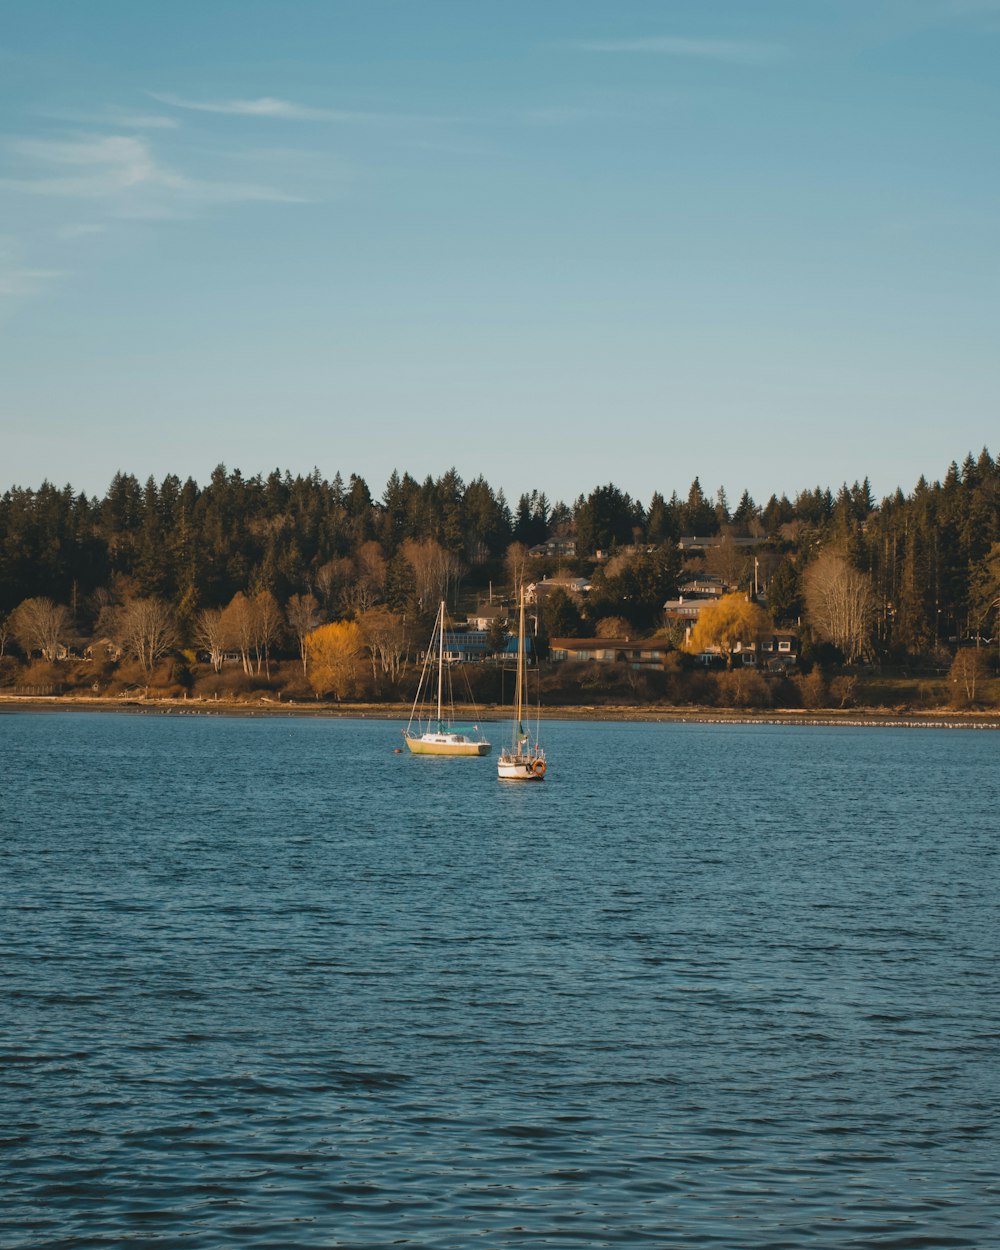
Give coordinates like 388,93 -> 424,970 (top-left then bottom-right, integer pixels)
497,755 -> 546,781
405,734 -> 491,757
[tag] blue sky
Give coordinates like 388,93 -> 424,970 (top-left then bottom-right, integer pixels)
2,0 -> 997,511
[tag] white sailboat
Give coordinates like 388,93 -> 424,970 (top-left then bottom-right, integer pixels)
404,601 -> 491,757
498,591 -> 546,781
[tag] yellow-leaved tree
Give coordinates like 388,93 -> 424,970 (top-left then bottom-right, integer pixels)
306,621 -> 364,700
683,593 -> 771,669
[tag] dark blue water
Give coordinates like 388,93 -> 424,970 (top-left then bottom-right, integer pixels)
2,711 -> 998,1248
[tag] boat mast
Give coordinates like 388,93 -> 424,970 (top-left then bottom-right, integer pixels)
437,600 -> 445,727
515,590 -> 525,739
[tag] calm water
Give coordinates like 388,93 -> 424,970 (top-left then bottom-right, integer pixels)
2,711 -> 998,1248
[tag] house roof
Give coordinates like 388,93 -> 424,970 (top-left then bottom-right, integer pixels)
678,576 -> 727,593
663,598 -> 713,616
551,637 -> 669,652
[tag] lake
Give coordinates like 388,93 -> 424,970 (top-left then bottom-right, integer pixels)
2,711 -> 998,1247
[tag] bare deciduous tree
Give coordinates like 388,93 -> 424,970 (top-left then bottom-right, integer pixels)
221,592 -> 255,674
803,551 -> 875,663
353,541 -> 388,613
403,538 -> 437,612
315,557 -> 355,614
402,538 -> 464,611
829,674 -> 859,708
194,608 -> 228,673
251,590 -> 283,678
118,597 -> 179,673
950,647 -> 989,705
286,593 -> 322,674
358,607 -> 409,683
10,597 -> 69,661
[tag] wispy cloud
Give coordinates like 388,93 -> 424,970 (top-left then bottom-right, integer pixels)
57,223 -> 108,239
0,261 -> 65,297
575,36 -> 789,65
2,102 -> 320,305
38,105 -> 180,130
151,92 -> 375,122
11,134 -> 185,193
4,133 -> 304,214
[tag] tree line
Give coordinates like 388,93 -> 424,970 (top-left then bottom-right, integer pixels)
2,453 -> 1000,680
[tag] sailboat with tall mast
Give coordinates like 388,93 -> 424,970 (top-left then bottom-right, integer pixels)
403,601 -> 491,756
497,590 -> 546,781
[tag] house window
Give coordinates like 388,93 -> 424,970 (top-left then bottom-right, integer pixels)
778,640 -> 791,652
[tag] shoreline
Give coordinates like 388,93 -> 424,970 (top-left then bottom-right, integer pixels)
2,693 -> 998,729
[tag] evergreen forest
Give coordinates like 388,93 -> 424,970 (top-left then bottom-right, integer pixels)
3,452 -> 1000,710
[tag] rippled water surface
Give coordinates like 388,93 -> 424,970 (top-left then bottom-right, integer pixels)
2,711 -> 999,1247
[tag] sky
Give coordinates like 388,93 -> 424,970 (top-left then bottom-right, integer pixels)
1,0 -> 998,511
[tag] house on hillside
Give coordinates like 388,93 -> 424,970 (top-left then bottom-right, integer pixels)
678,575 -> 727,598
528,537 -> 577,559
466,603 -> 510,631
438,629 -> 529,663
758,631 -> 800,669
525,576 -> 591,606
663,575 -> 732,626
663,597 -> 713,625
549,638 -> 670,669
84,637 -> 122,662
467,603 -> 541,634
688,630 -> 800,669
